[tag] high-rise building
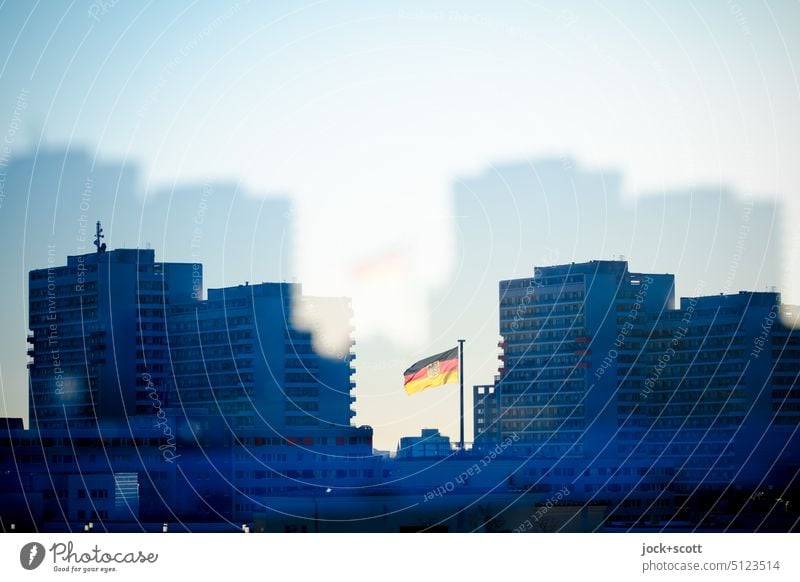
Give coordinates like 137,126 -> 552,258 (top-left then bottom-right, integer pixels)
13,234 -> 374,531
27,227 -> 200,430
475,259 -> 800,492
475,260 -> 674,457
166,282 -> 356,431
618,291 -> 800,490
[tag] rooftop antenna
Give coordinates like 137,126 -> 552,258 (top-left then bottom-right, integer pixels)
94,221 -> 107,253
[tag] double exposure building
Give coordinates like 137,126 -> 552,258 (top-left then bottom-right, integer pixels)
27,237 -> 200,430
4,228 -> 374,531
474,260 -> 800,524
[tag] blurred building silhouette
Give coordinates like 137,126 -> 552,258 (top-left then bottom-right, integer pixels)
437,158 -> 783,446
0,147 -> 293,431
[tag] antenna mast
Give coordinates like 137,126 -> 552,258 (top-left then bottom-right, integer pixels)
94,221 -> 106,253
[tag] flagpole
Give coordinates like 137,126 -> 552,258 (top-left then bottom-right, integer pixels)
458,338 -> 465,451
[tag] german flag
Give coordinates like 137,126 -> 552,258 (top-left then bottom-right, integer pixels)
403,347 -> 459,395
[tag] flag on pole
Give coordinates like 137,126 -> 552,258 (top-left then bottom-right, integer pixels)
403,347 -> 459,395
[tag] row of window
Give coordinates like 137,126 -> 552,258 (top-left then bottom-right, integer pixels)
76,488 -> 109,499
236,467 -> 375,481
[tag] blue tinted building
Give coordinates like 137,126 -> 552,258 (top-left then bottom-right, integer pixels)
27,244 -> 200,430
4,236 -> 374,532
166,283 -> 356,431
397,428 -> 452,458
476,260 -> 675,457
473,260 -> 800,528
618,291 -> 800,491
